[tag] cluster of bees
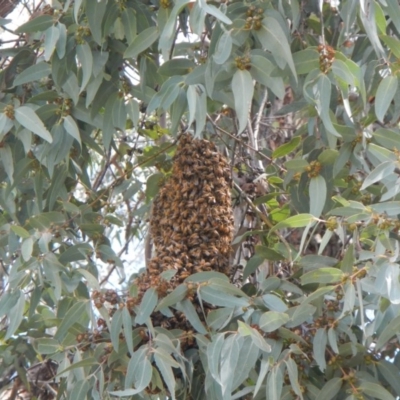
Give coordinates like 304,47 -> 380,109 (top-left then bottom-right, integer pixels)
135,133 -> 234,316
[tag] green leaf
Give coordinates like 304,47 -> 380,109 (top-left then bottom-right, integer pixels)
110,308 -> 123,352
154,350 -> 177,400
313,328 -> 327,371
0,145 -> 13,183
267,366 -> 283,400
285,358 -> 303,399
179,298 -> 208,335
14,62 -> 51,86
126,98 -> 140,128
254,358 -> 270,397
262,294 -> 288,312
232,337 -> 259,391
377,360 -> 400,396
360,161 -> 395,190
135,287 -> 158,325
86,0 -> 107,45
232,69 -> 254,134
113,351 -> 152,396
207,333 -> 225,383
10,225 -> 30,239
122,306 -> 134,355
360,381 -> 396,400
259,311 -> 290,332
158,59 -> 196,76
373,127 -> 400,150
185,271 -> 229,283
199,0 -> 232,25
15,15 -> 53,33
122,8 -> 137,44
332,59 -> 354,86
124,26 -> 159,58
301,268 -> 343,285
315,74 -> 340,137
76,269 -> 100,290
55,300 -> 88,340
285,159 -> 309,170
309,175 -> 326,217
15,106 -> 52,143
57,358 -> 97,375
272,136 -> 301,158
255,245 -> 285,261
250,55 -> 285,99
208,278 -> 248,298
256,17 -> 296,79
186,84 -> 206,137
5,291 -> 25,340
376,315 -> 400,350
62,73 -> 80,105
248,326 -> 272,353
270,214 -> 315,234
200,285 -> 248,308
243,255 -> 263,281
375,76 -> 398,122
36,338 -> 60,354
302,286 -> 335,304
112,96 -> 127,130
293,49 -> 319,75
155,284 -> 188,311
382,35 -> 400,58
220,334 -> 240,398
56,23 -> 67,58
316,377 -> 342,400
63,115 -> 81,146
0,291 -> 20,319
76,43 -> 93,93
213,30 -> 232,64
69,380 -> 90,400
44,25 -> 60,62
207,308 -> 234,331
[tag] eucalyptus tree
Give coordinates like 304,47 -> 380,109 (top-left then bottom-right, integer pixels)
1,1 -> 400,399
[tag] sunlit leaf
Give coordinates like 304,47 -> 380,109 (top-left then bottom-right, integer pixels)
301,268 -> 343,285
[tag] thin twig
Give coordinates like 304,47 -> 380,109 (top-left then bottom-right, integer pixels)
232,182 -> 293,261
206,114 -> 287,173
253,89 -> 269,149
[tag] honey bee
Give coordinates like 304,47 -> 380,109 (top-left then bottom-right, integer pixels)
189,248 -> 202,259
179,270 -> 191,280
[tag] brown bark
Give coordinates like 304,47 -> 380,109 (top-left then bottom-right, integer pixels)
0,0 -> 20,18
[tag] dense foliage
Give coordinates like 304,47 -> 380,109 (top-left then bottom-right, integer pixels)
1,0 -> 400,399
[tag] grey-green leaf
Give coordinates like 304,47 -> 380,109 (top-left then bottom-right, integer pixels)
259,311 -> 290,333
375,76 -> 398,123
86,0 -> 107,45
309,175 -> 326,217
63,115 -> 81,146
15,106 -> 53,143
14,62 -> 51,86
135,287 -> 158,325
232,69 -> 253,134
316,377 -> 342,400
313,328 -> 327,371
124,26 -> 159,59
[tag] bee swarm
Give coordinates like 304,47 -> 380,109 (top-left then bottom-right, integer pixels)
136,133 -> 234,304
